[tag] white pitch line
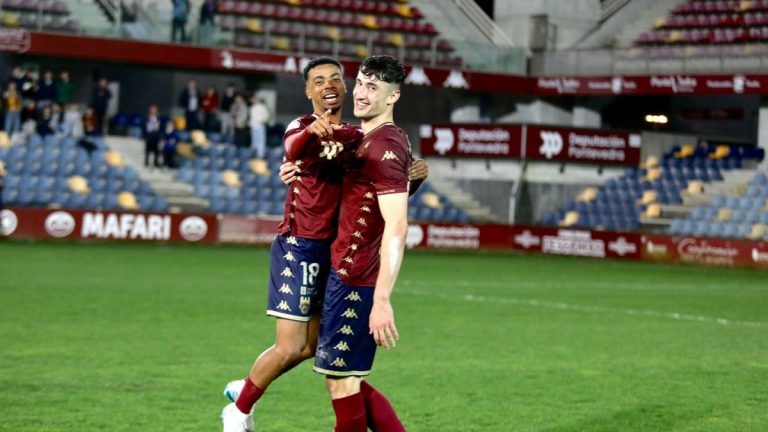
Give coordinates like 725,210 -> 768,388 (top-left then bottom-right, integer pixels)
398,287 -> 768,329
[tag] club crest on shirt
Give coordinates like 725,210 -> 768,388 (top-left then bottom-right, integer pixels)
319,140 -> 344,160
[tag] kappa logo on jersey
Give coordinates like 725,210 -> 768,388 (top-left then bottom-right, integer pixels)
334,341 -> 350,351
341,308 -> 358,319
276,300 -> 292,311
356,218 -> 367,226
364,192 -> 374,199
381,150 -> 399,161
539,131 -> 564,159
281,267 -> 294,277
291,200 -> 297,207
343,256 -> 354,263
284,251 -> 295,261
360,206 -> 371,213
338,268 -> 349,275
338,325 -> 354,335
345,291 -> 362,302
293,187 -> 301,195
279,284 -> 293,294
349,244 -> 358,251
319,140 -> 344,160
352,231 -> 363,239
289,212 -> 295,219
330,358 -> 347,368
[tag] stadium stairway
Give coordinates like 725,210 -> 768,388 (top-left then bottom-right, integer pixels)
427,178 -> 500,223
58,0 -> 114,35
613,0 -> 683,47
106,136 -> 209,213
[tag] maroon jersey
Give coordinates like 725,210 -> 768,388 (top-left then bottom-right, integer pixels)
331,123 -> 412,286
277,114 -> 363,239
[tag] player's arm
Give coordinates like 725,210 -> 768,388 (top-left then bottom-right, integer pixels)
408,158 -> 428,196
284,110 -> 339,160
370,191 -> 408,350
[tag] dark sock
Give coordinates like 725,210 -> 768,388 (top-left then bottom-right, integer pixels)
235,377 -> 265,415
360,381 -> 406,432
332,392 -> 367,432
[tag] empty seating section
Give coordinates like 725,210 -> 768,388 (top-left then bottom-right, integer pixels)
539,143 -> 764,234
667,171 -> 768,240
408,182 -> 470,223
0,0 -> 79,33
637,0 -> 768,45
0,134 -> 168,212
218,0 -> 462,68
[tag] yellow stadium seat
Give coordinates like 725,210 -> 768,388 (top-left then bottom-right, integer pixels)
668,31 -> 684,43
717,208 -> 733,222
361,15 -> 379,29
642,155 -> 659,169
637,190 -> 658,205
395,5 -> 412,17
422,192 -> 444,209
643,203 -> 662,218
683,180 -> 704,196
285,0 -> 302,5
709,145 -> 730,160
746,224 -> 765,240
0,131 -> 11,148
738,1 -> 753,12
389,33 -> 404,47
644,167 -> 661,182
221,170 -> 242,188
67,175 -> 90,194
559,211 -> 579,227
273,37 -> 292,51
325,26 -> 341,40
1,13 -> 20,27
249,159 -> 271,176
190,130 -> 209,146
654,17 -> 666,29
105,151 -> 125,167
117,191 -> 139,210
173,116 -> 186,131
674,144 -> 694,158
176,142 -> 196,159
0,160 -> 6,177
577,187 -> 597,202
245,18 -> 262,33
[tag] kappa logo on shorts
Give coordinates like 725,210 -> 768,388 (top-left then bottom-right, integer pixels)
286,236 -> 299,245
281,267 -> 294,277
330,358 -> 347,368
334,341 -> 350,351
279,284 -> 293,294
352,231 -> 363,239
343,256 -> 354,264
345,291 -> 362,302
276,300 -> 292,311
341,308 -> 359,319
284,251 -> 296,261
338,325 -> 354,335
338,268 -> 349,275
381,151 -> 399,161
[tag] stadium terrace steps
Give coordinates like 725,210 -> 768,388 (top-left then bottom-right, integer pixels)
615,0 -> 683,47
106,135 -> 209,213
427,178 -> 500,223
58,0 -> 113,35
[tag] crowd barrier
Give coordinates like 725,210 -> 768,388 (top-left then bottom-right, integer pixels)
2,207 -> 766,269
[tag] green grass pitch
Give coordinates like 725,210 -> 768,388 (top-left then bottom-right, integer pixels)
1,241 -> 767,431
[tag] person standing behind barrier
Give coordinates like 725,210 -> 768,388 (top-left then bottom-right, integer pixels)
3,82 -> 22,136
201,86 -> 219,133
220,82 -> 236,143
163,122 -> 179,169
90,78 -> 112,134
178,79 -> 201,131
198,0 -> 217,45
231,94 -> 249,148
144,105 -> 163,168
171,0 -> 190,42
57,70 -> 75,109
249,95 -> 270,159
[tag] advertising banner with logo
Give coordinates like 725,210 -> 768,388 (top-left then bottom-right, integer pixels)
405,223 -> 642,260
643,235 -> 768,269
525,125 -> 642,165
535,74 -> 767,96
418,124 -> 524,158
1,207 -> 217,243
218,215 -> 281,245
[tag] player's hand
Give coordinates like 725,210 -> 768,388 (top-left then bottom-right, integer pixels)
409,158 -> 429,181
369,300 -> 399,349
279,161 -> 299,184
308,109 -> 341,138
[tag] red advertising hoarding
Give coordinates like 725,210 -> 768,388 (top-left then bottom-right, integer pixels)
1,207 -> 217,243
418,124 -> 524,158
643,235 -> 768,269
218,214 -> 281,244
535,74 -> 767,96
524,125 -> 642,166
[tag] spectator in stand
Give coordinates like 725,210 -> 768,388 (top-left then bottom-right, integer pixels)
20,69 -> 38,104
91,78 -> 112,133
144,104 -> 163,168
231,94 -> 249,148
37,70 -> 57,109
57,70 -> 75,108
36,106 -> 56,137
82,106 -> 101,137
198,0 -> 217,45
21,100 -> 37,131
7,66 -> 24,92
61,103 -> 84,139
171,0 -> 191,42
3,82 -> 22,136
249,95 -> 270,159
219,82 -> 236,143
201,86 -> 219,133
163,121 -> 180,169
178,79 -> 201,131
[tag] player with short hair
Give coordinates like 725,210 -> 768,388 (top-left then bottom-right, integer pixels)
313,55 -> 412,432
221,56 -> 361,432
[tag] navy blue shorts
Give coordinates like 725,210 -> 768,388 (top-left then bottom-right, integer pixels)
266,234 -> 331,322
313,268 -> 377,377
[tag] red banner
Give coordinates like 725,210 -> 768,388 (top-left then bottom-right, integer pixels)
535,74 -> 767,96
643,235 -> 768,269
405,223 -> 642,260
1,207 -> 217,243
524,125 -> 642,165
418,124 -> 524,158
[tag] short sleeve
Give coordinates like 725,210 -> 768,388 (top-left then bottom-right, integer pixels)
368,135 -> 410,195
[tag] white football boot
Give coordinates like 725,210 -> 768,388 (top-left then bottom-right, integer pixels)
223,379 -> 246,403
221,402 -> 255,432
